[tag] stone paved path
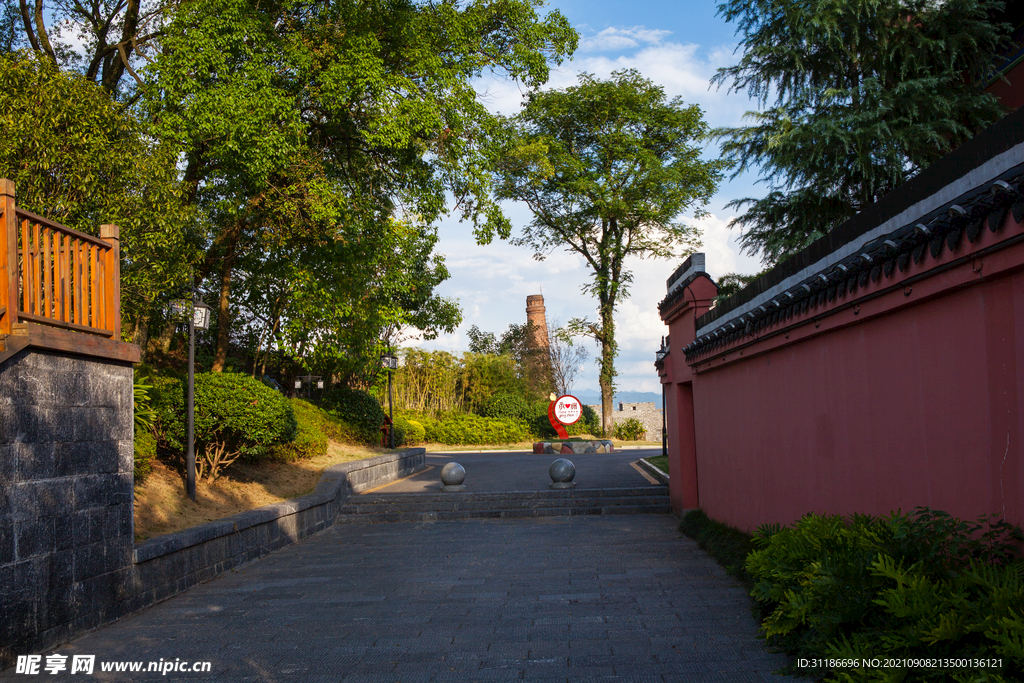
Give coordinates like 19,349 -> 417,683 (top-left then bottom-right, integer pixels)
2,515 -> 798,682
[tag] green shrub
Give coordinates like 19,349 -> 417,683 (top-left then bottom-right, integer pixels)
395,416 -> 425,446
154,372 -> 297,479
419,412 -> 529,445
567,404 -> 600,436
746,508 -> 1024,681
133,372 -> 157,483
133,427 -> 156,482
271,399 -> 328,461
479,393 -> 529,420
613,417 -> 646,441
320,387 -> 385,443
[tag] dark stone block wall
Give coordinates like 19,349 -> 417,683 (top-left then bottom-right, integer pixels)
0,349 -> 134,665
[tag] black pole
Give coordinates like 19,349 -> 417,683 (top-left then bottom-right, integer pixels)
661,382 -> 667,458
186,292 -> 196,501
388,360 -> 394,449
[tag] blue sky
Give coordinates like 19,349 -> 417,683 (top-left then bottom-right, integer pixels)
410,1 -> 768,395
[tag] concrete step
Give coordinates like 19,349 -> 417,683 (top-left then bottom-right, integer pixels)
335,486 -> 671,523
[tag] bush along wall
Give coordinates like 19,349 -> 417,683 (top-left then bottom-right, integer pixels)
153,372 -> 297,480
745,508 -> 1024,682
416,412 -> 529,445
320,387 -> 386,444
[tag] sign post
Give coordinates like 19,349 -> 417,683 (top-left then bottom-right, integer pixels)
548,394 -> 582,440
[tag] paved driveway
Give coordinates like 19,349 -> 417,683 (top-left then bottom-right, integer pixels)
2,514 -> 798,682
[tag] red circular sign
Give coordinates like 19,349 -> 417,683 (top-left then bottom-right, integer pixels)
553,395 -> 583,425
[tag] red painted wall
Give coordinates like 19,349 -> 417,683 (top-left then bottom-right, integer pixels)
660,214 -> 1024,533
693,269 -> 1022,531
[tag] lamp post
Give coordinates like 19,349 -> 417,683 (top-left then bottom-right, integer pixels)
173,290 -> 212,501
380,352 -> 398,449
655,336 -> 669,459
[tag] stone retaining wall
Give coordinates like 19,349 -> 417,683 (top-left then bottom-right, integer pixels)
131,449 -> 425,612
0,350 -> 135,667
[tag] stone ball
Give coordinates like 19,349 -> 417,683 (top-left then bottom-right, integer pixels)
440,462 -> 466,486
549,458 -> 576,483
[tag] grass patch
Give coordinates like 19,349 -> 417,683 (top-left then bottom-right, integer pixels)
679,509 -> 757,588
644,455 -> 668,473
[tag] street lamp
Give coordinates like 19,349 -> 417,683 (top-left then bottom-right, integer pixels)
655,336 -> 669,458
380,352 -> 398,449
171,290 -> 211,502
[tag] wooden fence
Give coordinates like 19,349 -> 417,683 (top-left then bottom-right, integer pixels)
0,179 -> 120,340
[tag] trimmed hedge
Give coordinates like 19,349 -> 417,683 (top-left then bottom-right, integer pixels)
154,372 -> 297,461
320,387 -> 385,443
395,415 -> 425,446
479,393 -> 530,420
271,399 -> 328,461
417,412 -> 529,445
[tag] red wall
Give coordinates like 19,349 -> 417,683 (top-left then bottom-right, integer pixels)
660,217 -> 1024,532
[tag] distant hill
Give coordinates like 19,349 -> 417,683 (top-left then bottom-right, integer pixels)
571,389 -> 662,409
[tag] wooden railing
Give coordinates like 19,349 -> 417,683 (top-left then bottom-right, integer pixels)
0,179 -> 121,340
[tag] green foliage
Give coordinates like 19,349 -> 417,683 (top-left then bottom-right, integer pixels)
479,393 -> 530,421
493,69 -> 725,433
714,272 -> 763,304
386,348 -> 543,417
154,372 -> 297,479
613,417 -> 646,441
679,509 -> 758,587
271,399 -> 330,461
133,428 -> 156,483
565,404 -> 600,437
712,0 -> 1011,265
0,53 -> 199,331
395,416 -> 425,446
320,387 -> 386,444
133,372 -> 157,482
143,0 -> 576,371
133,373 -> 156,432
418,413 -> 529,446
746,508 -> 1024,681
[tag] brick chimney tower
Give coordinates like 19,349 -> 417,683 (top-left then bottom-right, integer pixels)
525,295 -> 550,350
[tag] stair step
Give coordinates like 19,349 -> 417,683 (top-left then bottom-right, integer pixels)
339,496 -> 670,515
334,485 -> 672,523
354,486 -> 668,505
335,504 -> 673,524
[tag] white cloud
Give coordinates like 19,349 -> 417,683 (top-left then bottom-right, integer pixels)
578,26 -> 672,53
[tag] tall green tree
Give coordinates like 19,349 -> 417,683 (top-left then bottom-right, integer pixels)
144,0 -> 576,372
713,0 -> 1011,265
493,69 -> 725,435
0,54 -> 198,337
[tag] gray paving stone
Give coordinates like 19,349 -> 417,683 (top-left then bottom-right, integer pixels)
1,512 -> 798,681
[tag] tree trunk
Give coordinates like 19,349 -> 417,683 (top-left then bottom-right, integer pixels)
211,229 -> 239,373
598,298 -> 616,438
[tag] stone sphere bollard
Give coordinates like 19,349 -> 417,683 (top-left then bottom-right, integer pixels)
440,462 -> 466,492
549,458 -> 576,489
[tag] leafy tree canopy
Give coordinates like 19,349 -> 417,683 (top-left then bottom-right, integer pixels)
493,69 -> 725,433
0,53 -> 199,330
713,0 -> 1012,265
139,0 -> 576,373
